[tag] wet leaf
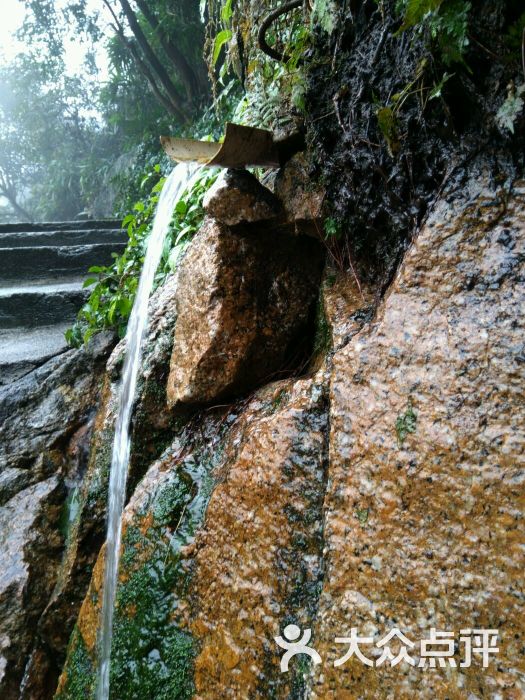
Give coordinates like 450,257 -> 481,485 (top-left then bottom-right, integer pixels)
496,83 -> 525,134
376,106 -> 400,156
395,402 -> 418,445
429,72 -> 453,100
213,30 -> 233,67
399,0 -> 443,32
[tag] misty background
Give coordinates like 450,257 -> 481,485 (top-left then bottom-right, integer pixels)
0,0 -> 211,223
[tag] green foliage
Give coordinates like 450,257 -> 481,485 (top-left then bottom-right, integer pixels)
395,401 -> 418,445
324,217 -> 343,240
221,0 -> 234,23
212,0 -> 234,67
213,29 -> 234,66
312,0 -> 338,35
496,82 -> 525,134
0,53 -> 110,220
206,0 -> 312,129
427,0 -> 471,66
396,0 -> 471,66
1,0 -> 210,221
506,11 -> 525,52
55,626 -> 96,700
428,71 -> 453,100
376,105 -> 400,156
397,0 -> 444,31
0,2 -> 126,220
375,57 -> 432,154
65,165 -> 217,346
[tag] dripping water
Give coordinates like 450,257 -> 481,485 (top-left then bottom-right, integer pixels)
96,162 -> 200,700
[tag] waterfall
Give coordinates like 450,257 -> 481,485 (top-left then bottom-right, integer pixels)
96,162 -> 200,700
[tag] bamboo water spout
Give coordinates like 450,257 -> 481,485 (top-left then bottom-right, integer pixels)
160,122 -> 303,169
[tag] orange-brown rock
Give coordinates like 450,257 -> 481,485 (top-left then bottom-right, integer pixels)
274,153 -> 325,233
167,218 -> 323,407
313,175 -> 525,698
190,376 -> 328,698
203,168 -> 281,226
321,266 -> 377,352
53,548 -> 106,700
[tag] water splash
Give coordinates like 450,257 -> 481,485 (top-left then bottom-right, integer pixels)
96,162 -> 200,700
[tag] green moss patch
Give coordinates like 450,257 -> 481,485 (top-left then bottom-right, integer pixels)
107,445 -> 221,699
55,626 -> 96,700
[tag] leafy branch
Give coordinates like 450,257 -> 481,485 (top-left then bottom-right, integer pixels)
66,165 -> 217,346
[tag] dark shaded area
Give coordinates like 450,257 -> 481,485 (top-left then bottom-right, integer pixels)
305,0 -> 525,291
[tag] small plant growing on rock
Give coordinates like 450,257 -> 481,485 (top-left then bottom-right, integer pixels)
496,82 -> 525,134
395,400 -> 417,445
355,507 -> 370,525
396,0 -> 472,66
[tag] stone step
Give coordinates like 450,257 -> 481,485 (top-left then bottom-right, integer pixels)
0,242 -> 126,281
0,280 -> 89,329
0,323 -> 71,386
0,221 -> 126,384
0,227 -> 127,248
0,219 -> 122,234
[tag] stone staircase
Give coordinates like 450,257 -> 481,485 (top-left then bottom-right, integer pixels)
0,220 -> 127,385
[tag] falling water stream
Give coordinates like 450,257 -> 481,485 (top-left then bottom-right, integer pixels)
96,162 -> 200,700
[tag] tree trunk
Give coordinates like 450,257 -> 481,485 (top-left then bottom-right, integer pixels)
102,0 -> 187,122
123,33 -> 186,121
133,0 -> 204,102
116,0 -> 189,122
1,190 -> 33,222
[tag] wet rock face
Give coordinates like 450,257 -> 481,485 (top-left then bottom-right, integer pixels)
190,376 -> 328,698
22,378 -> 118,700
167,218 -> 324,407
203,168 -> 281,226
57,375 -> 329,700
0,332 -> 115,473
314,174 -> 525,697
0,477 -> 64,699
273,153 -> 324,232
306,2 -> 524,289
55,409 -> 236,700
0,333 -> 114,700
57,167 -> 525,700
